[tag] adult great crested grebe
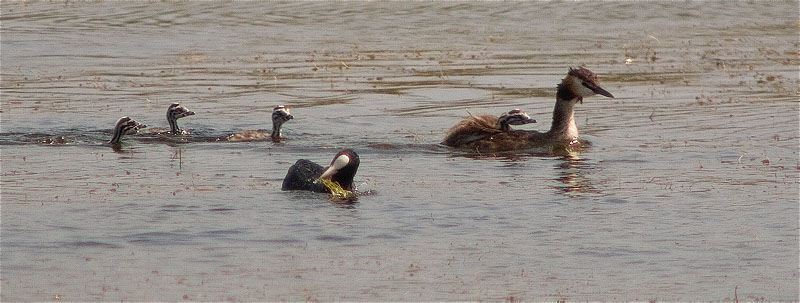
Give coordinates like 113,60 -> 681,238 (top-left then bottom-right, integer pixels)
442,109 -> 537,147
108,116 -> 147,145
281,149 -> 360,193
442,67 -> 614,152
228,105 -> 294,142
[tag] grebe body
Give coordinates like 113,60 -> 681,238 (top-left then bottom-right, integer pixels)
443,67 -> 614,152
282,149 -> 360,193
442,109 -> 537,148
228,105 -> 293,142
108,116 -> 147,145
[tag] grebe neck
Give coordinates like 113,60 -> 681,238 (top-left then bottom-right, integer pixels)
547,84 -> 580,141
270,126 -> 281,141
168,116 -> 180,134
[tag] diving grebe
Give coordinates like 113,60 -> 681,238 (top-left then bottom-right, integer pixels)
442,109 -> 537,147
108,116 -> 147,145
228,105 -> 294,142
281,149 -> 360,193
442,67 -> 614,151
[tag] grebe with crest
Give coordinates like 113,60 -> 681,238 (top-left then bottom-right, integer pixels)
281,149 -> 360,193
442,67 -> 614,152
228,105 -> 293,142
108,116 -> 147,145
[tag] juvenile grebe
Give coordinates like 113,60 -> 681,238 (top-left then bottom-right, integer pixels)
442,109 -> 537,147
228,105 -> 294,142
442,67 -> 614,151
138,103 -> 195,135
108,116 -> 147,145
281,149 -> 360,193
166,103 -> 195,135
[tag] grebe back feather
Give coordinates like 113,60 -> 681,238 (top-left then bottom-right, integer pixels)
442,109 -> 536,147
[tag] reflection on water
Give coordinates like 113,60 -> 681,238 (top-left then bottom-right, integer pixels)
552,154 -> 605,197
2,1 -> 798,301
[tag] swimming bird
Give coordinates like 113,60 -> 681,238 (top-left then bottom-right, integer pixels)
442,109 -> 537,147
228,105 -> 294,142
281,149 -> 360,193
108,116 -> 147,145
442,67 -> 614,151
138,103 -> 195,135
165,103 -> 195,135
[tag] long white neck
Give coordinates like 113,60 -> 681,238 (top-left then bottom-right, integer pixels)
546,83 -> 580,141
547,99 -> 579,141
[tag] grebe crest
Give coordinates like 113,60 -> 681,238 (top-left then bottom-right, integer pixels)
108,116 -> 147,145
282,149 -> 360,193
166,103 -> 195,135
559,67 -> 614,104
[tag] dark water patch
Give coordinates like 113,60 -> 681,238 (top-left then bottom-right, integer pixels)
208,207 -> 236,212
159,204 -> 201,212
199,229 -> 247,237
603,198 -> 629,204
366,233 -> 401,240
64,240 -> 122,249
315,235 -> 354,242
247,238 -> 305,244
125,231 -> 193,245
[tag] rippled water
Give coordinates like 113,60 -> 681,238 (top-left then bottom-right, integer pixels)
2,2 -> 798,301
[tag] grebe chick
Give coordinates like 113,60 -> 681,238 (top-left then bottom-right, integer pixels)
442,109 -> 537,147
228,105 -> 294,142
139,103 -> 195,135
282,149 -> 360,193
166,103 -> 195,135
442,67 -> 614,152
108,116 -> 147,145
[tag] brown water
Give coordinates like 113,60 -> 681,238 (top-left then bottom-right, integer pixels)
2,2 -> 798,301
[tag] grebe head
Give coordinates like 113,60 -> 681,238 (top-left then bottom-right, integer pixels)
561,67 -> 614,102
108,116 -> 147,145
271,105 -> 294,140
166,103 -> 195,134
318,149 -> 360,190
497,109 -> 537,131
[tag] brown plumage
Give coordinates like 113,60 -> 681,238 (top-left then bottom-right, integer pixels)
442,67 -> 614,152
442,109 -> 537,149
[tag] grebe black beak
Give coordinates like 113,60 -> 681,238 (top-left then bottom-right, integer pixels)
586,82 -> 614,98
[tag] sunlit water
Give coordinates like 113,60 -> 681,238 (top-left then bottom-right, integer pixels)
2,2 -> 798,301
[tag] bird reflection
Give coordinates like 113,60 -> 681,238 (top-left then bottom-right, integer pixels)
171,147 -> 185,170
552,151 -> 602,196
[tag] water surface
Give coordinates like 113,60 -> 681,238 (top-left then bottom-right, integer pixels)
2,2 -> 798,301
